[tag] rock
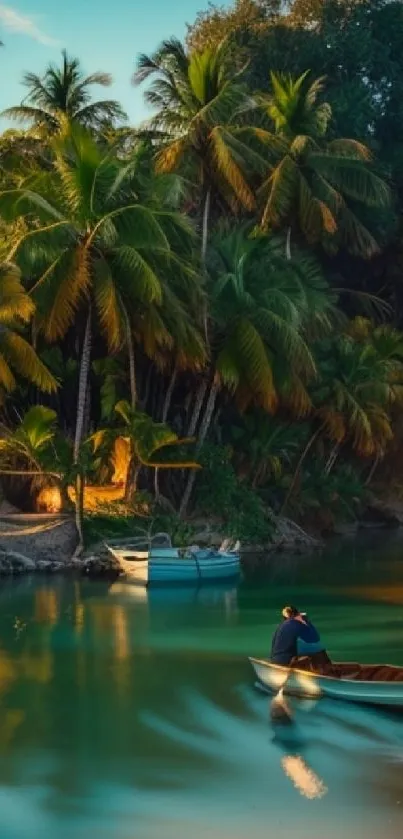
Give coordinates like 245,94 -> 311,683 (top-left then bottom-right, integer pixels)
0,558 -> 11,575
333,521 -> 359,537
36,560 -> 52,572
0,517 -> 77,564
0,500 -> 22,515
67,558 -> 85,571
5,551 -> 36,570
80,554 -> 119,577
192,530 -> 224,547
49,562 -> 64,573
360,499 -> 402,529
270,517 -> 322,552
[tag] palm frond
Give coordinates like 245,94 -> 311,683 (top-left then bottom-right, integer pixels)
111,246 -> 163,304
0,353 -> 16,392
36,244 -> 90,341
210,127 -> 255,210
155,138 -> 188,174
0,263 -> 35,323
260,155 -> 297,229
0,332 -> 57,393
0,106 -> 58,129
309,153 -> 391,208
93,257 -> 125,351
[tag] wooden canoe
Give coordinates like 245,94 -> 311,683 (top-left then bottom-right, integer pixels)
249,656 -> 403,708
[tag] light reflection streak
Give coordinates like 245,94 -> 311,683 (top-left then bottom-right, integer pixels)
281,755 -> 328,799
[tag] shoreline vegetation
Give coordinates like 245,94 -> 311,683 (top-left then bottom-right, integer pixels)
0,500 -> 402,576
2,1 -> 403,568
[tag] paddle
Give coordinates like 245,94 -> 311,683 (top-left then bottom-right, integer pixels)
270,680 -> 293,723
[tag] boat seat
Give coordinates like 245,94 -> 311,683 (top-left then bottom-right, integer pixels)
293,657 -> 403,683
355,664 -> 403,682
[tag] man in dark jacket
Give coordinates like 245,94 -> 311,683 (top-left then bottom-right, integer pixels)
271,605 -> 329,667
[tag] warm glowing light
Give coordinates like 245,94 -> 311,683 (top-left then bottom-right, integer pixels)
111,436 -> 130,484
345,585 -> 403,605
281,755 -> 328,799
296,673 -> 322,697
67,483 -> 125,511
34,589 -> 58,625
67,436 -> 131,511
109,583 -> 148,602
20,653 -> 53,683
36,485 -> 62,513
114,606 -> 129,660
0,650 -> 16,695
75,603 -> 84,632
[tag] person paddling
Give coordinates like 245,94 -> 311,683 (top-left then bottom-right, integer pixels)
271,606 -> 331,672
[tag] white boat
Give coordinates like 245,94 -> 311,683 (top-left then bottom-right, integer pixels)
106,534 -> 241,585
249,657 -> 403,708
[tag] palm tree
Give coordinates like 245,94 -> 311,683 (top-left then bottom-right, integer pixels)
256,72 -> 391,257
0,263 -> 56,398
0,405 -> 69,512
0,405 -> 59,479
133,38 -> 256,261
281,327 -> 403,512
314,334 -> 401,458
118,146 -> 207,409
2,51 -> 126,134
179,227 -> 335,515
229,411 -> 306,488
208,228 -> 334,411
0,125 -> 197,548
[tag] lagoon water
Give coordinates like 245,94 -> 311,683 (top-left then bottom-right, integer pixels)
0,533 -> 403,838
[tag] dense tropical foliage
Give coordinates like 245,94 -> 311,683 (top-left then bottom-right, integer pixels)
2,0 -> 403,548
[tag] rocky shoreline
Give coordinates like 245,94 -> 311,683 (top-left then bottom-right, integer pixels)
0,498 -> 402,578
0,509 -> 324,577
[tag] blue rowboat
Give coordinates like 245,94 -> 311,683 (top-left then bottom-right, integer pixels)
106,539 -> 241,586
249,657 -> 403,708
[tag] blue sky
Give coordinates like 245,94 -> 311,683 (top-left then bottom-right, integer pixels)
0,0 -> 229,127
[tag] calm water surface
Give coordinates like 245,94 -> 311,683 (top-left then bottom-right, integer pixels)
1,533 -> 403,838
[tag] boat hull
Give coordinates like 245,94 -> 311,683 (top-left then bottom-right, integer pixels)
107,545 -> 241,585
249,657 -> 403,707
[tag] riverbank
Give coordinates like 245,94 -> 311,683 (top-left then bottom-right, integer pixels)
0,492 -> 403,577
1,498 -> 402,577
0,509 -> 326,576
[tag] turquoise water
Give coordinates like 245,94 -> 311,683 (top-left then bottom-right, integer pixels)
0,533 -> 403,838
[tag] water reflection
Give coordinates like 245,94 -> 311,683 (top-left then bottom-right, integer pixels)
281,755 -> 328,799
0,543 -> 402,838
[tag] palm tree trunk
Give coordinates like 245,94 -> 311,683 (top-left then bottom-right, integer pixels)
162,367 -> 177,422
179,380 -> 219,518
201,188 -> 211,265
325,443 -> 340,476
154,468 -> 160,503
125,459 -> 141,503
124,308 -> 136,410
73,308 -> 92,557
280,424 -> 323,516
74,308 -> 92,463
83,379 -> 91,439
286,226 -> 292,261
142,364 -> 153,412
197,380 -> 219,450
366,454 -> 380,486
201,188 -> 211,340
188,379 -> 208,436
152,369 -> 179,505
74,471 -> 85,557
